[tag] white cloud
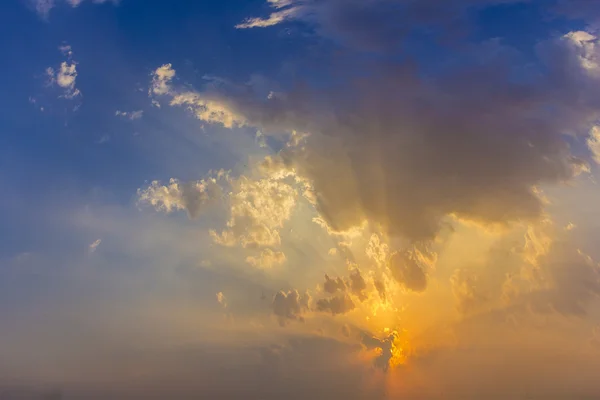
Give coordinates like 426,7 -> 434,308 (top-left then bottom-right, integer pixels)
115,110 -> 144,120
170,92 -> 247,128
150,64 -> 249,128
588,125 -> 600,164
150,64 -> 176,96
564,31 -> 600,73
138,177 -> 223,219
56,62 -> 80,98
236,6 -> 301,29
45,46 -> 81,99
211,175 -> 298,248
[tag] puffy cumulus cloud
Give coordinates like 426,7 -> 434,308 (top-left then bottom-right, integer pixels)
272,289 -> 311,326
246,248 -> 287,268
323,274 -> 346,294
115,110 -> 143,120
32,0 -> 117,18
45,46 -> 81,100
150,64 -> 176,96
137,177 -> 223,219
170,25 -> 600,245
211,175 -> 298,248
365,234 -> 389,267
138,169 -> 299,250
316,293 -> 355,315
321,269 -> 368,303
562,31 -> 600,75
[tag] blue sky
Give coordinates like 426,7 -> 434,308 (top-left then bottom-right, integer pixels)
2,0 -> 600,399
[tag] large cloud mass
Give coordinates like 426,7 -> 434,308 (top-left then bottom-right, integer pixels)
152,29 -> 600,244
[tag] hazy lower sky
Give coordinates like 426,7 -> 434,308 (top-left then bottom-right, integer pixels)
2,0 -> 600,399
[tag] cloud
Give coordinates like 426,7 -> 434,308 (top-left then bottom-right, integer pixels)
316,293 -> 355,315
321,269 -> 367,303
164,27 -> 600,246
45,45 -> 81,100
527,241 -> 600,316
388,250 -> 428,292
451,269 -> 490,314
33,0 -> 55,18
323,274 -> 346,294
150,65 -> 247,128
365,234 -> 389,267
170,91 -> 247,128
211,175 -> 298,248
137,177 -> 223,219
272,289 -> 311,326
589,126 -> 600,164
236,5 -> 301,29
246,248 -> 287,268
150,64 -> 176,96
373,279 -> 386,302
58,44 -> 72,57
236,0 -> 535,51
46,63 -> 81,99
115,110 -> 144,120
348,269 -> 367,300
361,332 -> 398,371
32,0 -> 117,18
88,239 -> 101,252
216,292 -> 227,308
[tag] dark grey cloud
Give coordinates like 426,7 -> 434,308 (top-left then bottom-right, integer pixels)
361,332 -> 397,371
349,269 -> 367,301
316,293 -> 356,315
389,250 -> 428,292
273,289 -> 311,326
374,279 -> 387,302
323,273 -> 346,293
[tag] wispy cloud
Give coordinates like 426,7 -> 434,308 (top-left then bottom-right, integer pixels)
115,110 -> 144,120
88,238 -> 102,252
32,0 -> 118,18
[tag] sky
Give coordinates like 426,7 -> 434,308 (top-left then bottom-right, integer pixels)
2,0 -> 600,398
